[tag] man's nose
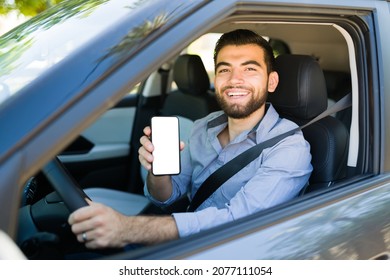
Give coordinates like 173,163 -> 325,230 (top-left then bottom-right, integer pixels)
229,69 -> 244,84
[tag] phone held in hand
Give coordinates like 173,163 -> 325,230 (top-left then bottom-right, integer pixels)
151,116 -> 181,176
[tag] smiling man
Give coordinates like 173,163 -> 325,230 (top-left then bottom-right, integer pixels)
212,32 -> 279,146
68,29 -> 312,249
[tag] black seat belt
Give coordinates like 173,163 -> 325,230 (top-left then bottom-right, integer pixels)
187,93 -> 352,212
158,65 -> 170,106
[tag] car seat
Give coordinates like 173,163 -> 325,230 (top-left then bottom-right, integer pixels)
85,54 -> 219,214
159,54 -> 219,121
268,54 -> 350,193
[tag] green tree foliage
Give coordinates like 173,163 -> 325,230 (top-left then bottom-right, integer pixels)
0,0 -> 65,17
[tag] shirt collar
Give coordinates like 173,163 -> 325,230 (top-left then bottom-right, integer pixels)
206,103 -> 279,144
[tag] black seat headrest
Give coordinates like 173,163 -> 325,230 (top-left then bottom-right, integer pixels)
173,54 -> 210,96
323,70 -> 352,101
268,54 -> 328,120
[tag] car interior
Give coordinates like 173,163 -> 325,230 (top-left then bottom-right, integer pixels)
17,17 -> 362,259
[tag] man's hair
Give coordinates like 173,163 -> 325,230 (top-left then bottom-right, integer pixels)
214,29 -> 275,74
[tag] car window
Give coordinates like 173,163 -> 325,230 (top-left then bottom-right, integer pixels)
269,38 -> 291,56
0,1 -> 135,103
180,22 -> 358,176
0,0 -> 201,106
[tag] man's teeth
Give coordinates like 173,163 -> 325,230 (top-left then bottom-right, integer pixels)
228,92 -> 247,96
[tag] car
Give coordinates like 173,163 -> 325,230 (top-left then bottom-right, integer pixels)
0,0 -> 390,260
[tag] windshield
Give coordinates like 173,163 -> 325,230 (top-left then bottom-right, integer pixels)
0,0 -> 196,106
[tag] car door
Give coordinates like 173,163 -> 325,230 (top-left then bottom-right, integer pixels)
58,89 -> 140,192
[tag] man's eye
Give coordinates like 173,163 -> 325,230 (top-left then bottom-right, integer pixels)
246,67 -> 257,71
218,68 -> 229,73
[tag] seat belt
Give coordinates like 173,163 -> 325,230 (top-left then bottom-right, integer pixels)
187,93 -> 352,212
158,64 -> 170,106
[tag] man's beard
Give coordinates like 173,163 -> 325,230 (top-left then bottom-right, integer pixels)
216,86 -> 268,119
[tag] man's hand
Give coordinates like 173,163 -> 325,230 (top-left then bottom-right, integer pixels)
138,125 -> 185,202
68,201 -> 179,249
138,126 -> 154,171
68,201 -> 129,249
138,126 -> 185,171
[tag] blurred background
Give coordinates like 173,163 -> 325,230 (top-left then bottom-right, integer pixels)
0,0 -> 64,35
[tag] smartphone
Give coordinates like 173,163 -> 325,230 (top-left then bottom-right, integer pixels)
151,116 -> 181,175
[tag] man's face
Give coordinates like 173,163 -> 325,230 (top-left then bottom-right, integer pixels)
214,44 -> 275,119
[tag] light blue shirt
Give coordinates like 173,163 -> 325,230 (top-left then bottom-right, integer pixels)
145,104 -> 312,237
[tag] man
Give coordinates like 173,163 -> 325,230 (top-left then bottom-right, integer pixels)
68,29 -> 312,249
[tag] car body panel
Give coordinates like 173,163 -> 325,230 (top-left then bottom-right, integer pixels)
188,177 -> 390,260
114,174 -> 389,260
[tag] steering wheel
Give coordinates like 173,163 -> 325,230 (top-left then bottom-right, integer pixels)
41,157 -> 89,212
17,157 -> 90,260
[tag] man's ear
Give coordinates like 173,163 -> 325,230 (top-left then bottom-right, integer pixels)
267,71 -> 279,93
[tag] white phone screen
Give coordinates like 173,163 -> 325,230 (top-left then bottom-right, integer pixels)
151,116 -> 181,175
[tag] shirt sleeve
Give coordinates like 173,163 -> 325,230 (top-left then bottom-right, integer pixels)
173,132 -> 312,238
